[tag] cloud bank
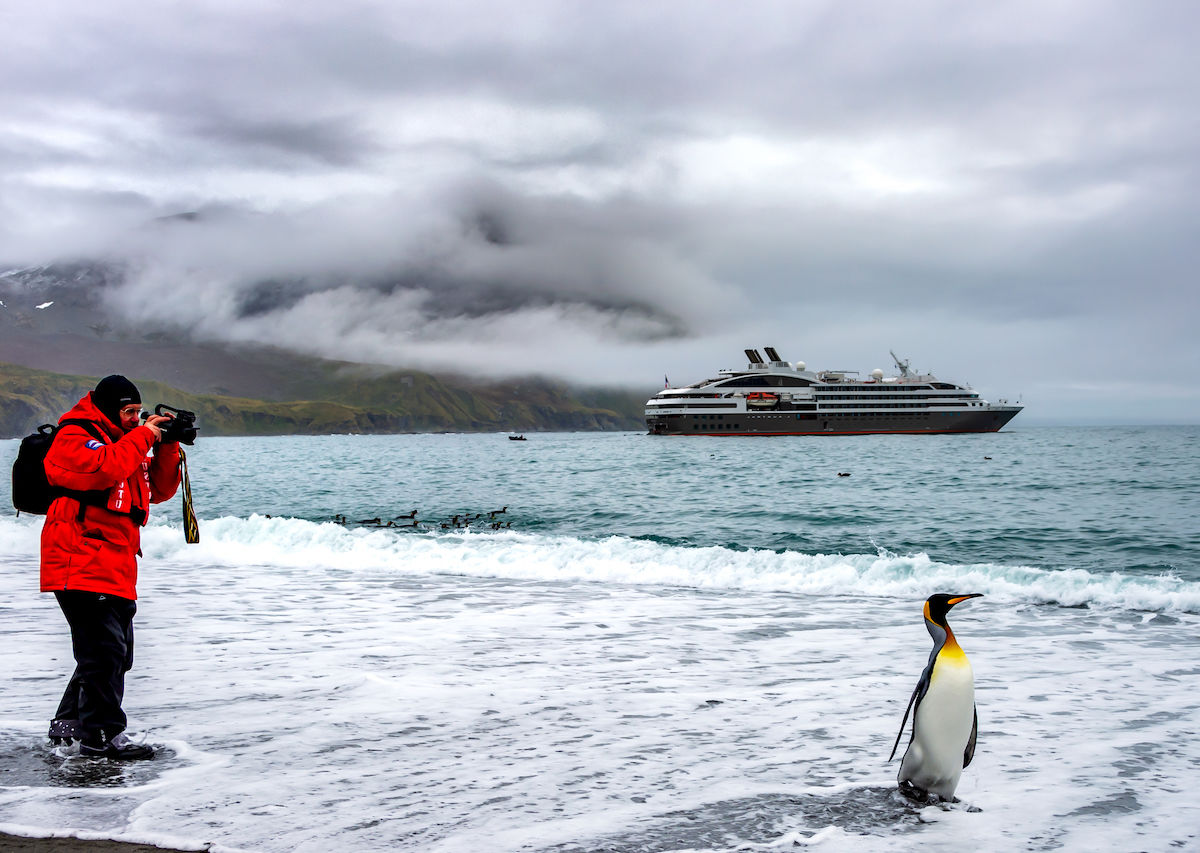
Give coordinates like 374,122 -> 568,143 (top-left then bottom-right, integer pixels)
1,0 -> 1197,420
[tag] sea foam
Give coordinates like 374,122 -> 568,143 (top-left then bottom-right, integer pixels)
5,513 -> 1188,613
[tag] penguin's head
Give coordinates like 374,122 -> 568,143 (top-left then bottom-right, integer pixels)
924,593 -> 983,625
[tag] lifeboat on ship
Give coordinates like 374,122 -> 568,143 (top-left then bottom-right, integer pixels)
745,392 -> 780,409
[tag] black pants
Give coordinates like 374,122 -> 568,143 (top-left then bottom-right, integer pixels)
53,590 -> 137,741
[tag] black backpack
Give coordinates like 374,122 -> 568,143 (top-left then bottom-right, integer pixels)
11,419 -> 108,516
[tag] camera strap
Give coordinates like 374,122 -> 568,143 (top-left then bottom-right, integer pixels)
179,447 -> 200,544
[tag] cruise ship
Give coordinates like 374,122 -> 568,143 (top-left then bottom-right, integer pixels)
645,348 -> 1021,436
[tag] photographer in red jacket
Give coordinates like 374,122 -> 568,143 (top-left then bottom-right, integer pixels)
41,375 -> 181,760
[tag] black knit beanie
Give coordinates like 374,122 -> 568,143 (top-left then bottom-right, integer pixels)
92,375 -> 141,426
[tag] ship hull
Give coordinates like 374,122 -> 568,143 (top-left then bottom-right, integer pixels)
646,406 -> 1021,436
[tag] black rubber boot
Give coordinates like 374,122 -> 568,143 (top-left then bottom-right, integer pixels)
79,732 -> 154,761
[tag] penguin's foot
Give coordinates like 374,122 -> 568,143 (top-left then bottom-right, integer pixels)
898,780 -> 932,804
898,781 -> 964,807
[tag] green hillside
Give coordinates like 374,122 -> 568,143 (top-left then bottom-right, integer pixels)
0,362 -> 647,438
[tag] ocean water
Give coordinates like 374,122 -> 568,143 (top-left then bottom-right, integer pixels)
1,426 -> 1198,852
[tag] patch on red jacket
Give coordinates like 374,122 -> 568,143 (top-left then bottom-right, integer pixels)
85,439 -> 104,449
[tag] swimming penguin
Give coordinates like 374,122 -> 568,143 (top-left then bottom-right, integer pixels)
889,592 -> 983,803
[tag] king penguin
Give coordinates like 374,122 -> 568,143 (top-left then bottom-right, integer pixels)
889,593 -> 983,803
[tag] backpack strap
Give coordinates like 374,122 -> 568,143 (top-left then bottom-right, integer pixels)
57,418 -> 108,445
51,419 -> 129,523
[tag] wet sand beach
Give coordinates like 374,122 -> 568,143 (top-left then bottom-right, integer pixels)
0,834 -> 200,853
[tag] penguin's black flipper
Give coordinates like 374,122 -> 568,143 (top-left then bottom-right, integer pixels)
963,705 -> 978,767
889,666 -> 932,761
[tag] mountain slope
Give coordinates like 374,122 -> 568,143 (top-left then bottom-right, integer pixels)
0,262 -> 650,435
0,362 -> 646,437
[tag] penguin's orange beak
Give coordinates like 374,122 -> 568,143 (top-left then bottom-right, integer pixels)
947,593 -> 984,606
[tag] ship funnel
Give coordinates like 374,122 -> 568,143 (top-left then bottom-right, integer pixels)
744,348 -> 765,364
764,346 -> 782,362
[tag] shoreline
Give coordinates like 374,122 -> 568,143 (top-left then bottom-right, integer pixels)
0,832 -> 207,853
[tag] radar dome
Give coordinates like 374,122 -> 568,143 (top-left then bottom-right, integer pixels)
794,361 -> 806,371
872,368 -> 884,380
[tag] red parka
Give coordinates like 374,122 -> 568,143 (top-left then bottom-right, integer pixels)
40,393 -> 182,600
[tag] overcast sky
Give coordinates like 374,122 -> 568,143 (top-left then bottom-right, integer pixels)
2,0 -> 1197,423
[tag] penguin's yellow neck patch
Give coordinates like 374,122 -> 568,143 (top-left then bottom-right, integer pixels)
939,631 -> 969,662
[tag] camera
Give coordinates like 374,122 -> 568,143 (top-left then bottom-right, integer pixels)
142,404 -> 199,445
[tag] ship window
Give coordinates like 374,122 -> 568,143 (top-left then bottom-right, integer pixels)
715,375 -> 812,388
716,376 -> 771,388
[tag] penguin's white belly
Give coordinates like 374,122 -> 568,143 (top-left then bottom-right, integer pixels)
900,656 -> 975,799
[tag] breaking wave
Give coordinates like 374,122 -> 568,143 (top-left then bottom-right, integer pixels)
6,514 -> 1190,613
